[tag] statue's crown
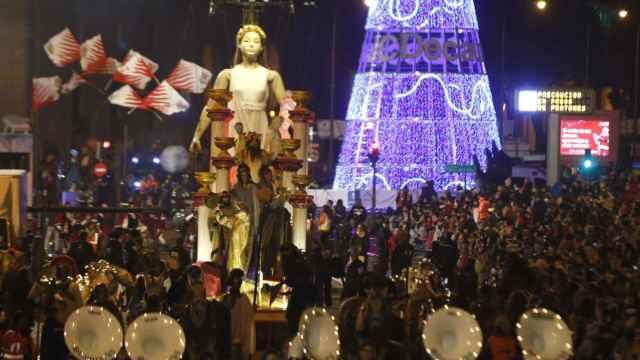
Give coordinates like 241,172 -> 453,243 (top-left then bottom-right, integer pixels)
236,24 -> 267,44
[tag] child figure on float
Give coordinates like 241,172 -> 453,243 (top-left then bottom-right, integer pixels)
190,24 -> 287,153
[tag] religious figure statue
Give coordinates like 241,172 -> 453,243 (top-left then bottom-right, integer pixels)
255,166 -> 291,276
208,191 -> 252,274
235,123 -> 268,183
231,164 -> 260,242
190,24 -> 287,153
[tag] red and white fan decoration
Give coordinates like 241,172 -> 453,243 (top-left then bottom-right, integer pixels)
113,50 -> 159,90
166,60 -> 212,94
80,35 -> 119,75
38,27 -> 197,117
143,81 -> 190,115
109,81 -> 190,115
32,76 -> 62,111
108,85 -> 144,110
43,28 -> 81,67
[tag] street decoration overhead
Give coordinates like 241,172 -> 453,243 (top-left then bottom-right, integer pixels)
33,28 -> 207,116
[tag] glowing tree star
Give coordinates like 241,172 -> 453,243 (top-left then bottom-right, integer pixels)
334,0 -> 500,191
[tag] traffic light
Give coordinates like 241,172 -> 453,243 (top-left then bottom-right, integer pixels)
580,149 -> 598,180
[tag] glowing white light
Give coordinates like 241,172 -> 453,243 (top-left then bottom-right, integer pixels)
517,90 -> 538,112
388,0 -> 420,21
355,172 -> 392,190
364,0 -> 378,9
536,0 -> 547,11
395,73 -> 491,119
619,9 -> 629,19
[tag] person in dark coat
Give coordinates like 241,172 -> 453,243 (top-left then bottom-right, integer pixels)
281,245 -> 317,336
104,230 -> 125,267
67,231 -> 96,273
390,231 -> 414,276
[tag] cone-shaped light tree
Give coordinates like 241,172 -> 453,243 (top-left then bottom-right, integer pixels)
334,0 -> 501,191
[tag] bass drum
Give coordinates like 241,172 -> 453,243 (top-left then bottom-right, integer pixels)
64,306 -> 123,359
125,312 -> 186,360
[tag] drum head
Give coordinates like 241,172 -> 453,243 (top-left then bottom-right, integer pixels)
125,312 -> 186,360
422,306 -> 483,360
64,306 -> 123,359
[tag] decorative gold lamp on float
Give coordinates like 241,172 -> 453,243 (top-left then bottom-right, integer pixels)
213,136 -> 236,159
211,136 -> 237,193
205,89 -> 233,159
273,138 -> 303,191
194,171 -> 216,194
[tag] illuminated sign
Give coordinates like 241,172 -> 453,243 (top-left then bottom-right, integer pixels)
359,30 -> 485,75
560,119 -> 609,157
516,88 -> 595,114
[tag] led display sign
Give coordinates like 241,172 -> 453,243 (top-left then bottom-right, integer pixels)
516,88 -> 595,114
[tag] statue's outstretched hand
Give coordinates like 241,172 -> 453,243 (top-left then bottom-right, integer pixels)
189,139 -> 202,153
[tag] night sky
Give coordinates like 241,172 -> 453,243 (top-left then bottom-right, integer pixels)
34,0 -> 638,155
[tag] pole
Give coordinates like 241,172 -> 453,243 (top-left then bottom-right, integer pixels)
31,0 -> 41,206
500,6 -> 507,138
515,116 -> 520,160
253,230 -> 262,308
371,162 -> 377,210
633,25 -> 640,135
329,10 -> 337,172
584,24 -> 591,87
122,120 -> 128,203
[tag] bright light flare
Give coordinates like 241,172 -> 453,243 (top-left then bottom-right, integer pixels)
619,9 -> 629,19
536,0 -> 547,11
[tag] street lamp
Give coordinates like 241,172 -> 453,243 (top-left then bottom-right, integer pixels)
612,8 -> 640,134
536,0 -> 547,11
368,142 -> 380,210
619,9 -> 629,20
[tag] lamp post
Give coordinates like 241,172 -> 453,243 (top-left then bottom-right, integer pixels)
368,142 -> 380,210
615,7 -> 640,135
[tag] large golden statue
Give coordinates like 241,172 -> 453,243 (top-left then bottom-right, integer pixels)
190,24 -> 286,153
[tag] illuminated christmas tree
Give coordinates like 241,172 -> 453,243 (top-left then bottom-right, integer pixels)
334,0 -> 500,190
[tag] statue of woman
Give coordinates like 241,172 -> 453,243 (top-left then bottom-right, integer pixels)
190,24 -> 286,152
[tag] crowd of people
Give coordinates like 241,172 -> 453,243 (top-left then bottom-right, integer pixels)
317,170 -> 640,360
0,165 -> 639,359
